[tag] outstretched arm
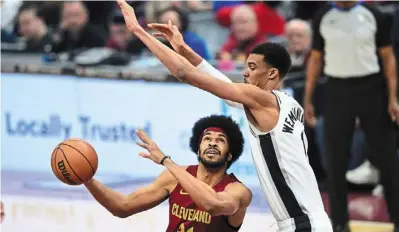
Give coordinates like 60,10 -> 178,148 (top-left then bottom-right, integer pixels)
117,0 -> 260,109
149,22 -> 243,109
85,169 -> 173,218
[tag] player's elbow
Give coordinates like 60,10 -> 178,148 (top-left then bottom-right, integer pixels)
110,208 -> 130,218
203,202 -> 236,216
110,202 -> 134,218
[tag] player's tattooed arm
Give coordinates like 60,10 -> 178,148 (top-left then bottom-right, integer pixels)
85,170 -> 175,218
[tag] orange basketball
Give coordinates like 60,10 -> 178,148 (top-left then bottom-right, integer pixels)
51,138 -> 98,185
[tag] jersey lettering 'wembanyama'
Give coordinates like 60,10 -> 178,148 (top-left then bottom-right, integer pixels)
247,90 -> 330,231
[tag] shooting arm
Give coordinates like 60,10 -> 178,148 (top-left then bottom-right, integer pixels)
134,27 -> 259,108
163,159 -> 250,216
84,170 -> 173,218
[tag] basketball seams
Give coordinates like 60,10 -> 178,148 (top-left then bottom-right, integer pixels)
51,146 -> 63,181
58,147 -> 84,184
60,142 -> 96,175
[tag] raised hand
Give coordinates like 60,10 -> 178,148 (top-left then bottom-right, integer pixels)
116,0 -> 141,33
136,128 -> 166,164
148,20 -> 185,53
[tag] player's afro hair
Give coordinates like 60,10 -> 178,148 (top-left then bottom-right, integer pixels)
189,115 -> 244,169
250,42 -> 292,79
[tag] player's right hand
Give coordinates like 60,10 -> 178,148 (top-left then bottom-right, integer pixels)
148,20 -> 185,53
304,101 -> 317,128
116,0 -> 141,33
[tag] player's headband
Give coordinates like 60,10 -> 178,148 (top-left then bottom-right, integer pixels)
199,127 -> 227,143
204,127 -> 225,134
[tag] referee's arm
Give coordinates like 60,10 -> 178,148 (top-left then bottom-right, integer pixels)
375,10 -> 398,108
304,10 -> 324,126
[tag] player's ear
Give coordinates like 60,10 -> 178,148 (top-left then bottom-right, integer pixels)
268,68 -> 279,80
227,153 -> 232,162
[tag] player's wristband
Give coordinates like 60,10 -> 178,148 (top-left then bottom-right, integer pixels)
160,156 -> 171,165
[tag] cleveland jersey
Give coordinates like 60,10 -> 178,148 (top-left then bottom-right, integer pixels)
166,165 -> 241,232
248,90 -> 331,231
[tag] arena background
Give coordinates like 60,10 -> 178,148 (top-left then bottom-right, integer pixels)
1,0 -> 398,231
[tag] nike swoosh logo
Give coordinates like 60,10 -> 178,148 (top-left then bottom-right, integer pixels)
180,189 -> 188,195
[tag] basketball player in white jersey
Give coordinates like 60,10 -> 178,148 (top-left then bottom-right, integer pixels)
117,1 -> 332,231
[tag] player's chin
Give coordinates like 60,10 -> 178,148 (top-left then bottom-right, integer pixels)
200,159 -> 226,169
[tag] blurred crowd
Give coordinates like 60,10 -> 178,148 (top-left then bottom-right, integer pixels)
1,0 -> 399,228
0,0 -> 354,65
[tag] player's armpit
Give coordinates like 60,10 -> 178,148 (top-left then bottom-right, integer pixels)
207,182 -> 252,216
121,169 -> 176,217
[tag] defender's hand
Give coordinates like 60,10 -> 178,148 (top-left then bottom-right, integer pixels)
136,128 -> 166,164
148,20 -> 185,53
116,0 -> 142,33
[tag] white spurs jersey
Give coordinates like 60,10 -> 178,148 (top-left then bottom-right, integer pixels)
248,90 -> 330,231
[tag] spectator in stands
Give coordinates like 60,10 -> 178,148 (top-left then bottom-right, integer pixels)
145,1 -> 176,24
17,4 -> 53,53
21,1 -> 62,29
0,201 -> 4,224
285,19 -> 311,71
304,2 -> 399,232
51,1 -> 107,53
146,0 -> 211,22
155,6 -> 210,60
215,1 -> 285,37
218,5 -> 265,62
212,1 -> 243,13
106,10 -> 146,55
184,1 -> 212,12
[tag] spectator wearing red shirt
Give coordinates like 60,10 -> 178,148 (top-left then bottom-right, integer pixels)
218,5 -> 266,62
215,1 -> 285,36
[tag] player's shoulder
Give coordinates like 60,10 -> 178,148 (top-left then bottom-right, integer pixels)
236,83 -> 279,108
272,89 -> 297,105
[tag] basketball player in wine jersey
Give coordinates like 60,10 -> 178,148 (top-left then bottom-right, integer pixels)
116,1 -> 333,231
84,115 -> 252,232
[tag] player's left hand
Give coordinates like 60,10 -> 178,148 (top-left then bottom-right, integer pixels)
148,20 -> 185,53
136,127 -> 166,164
388,99 -> 399,125
116,0 -> 142,33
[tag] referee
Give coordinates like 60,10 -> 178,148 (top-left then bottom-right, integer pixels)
304,1 -> 399,232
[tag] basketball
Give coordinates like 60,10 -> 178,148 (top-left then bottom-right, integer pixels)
51,138 -> 98,185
